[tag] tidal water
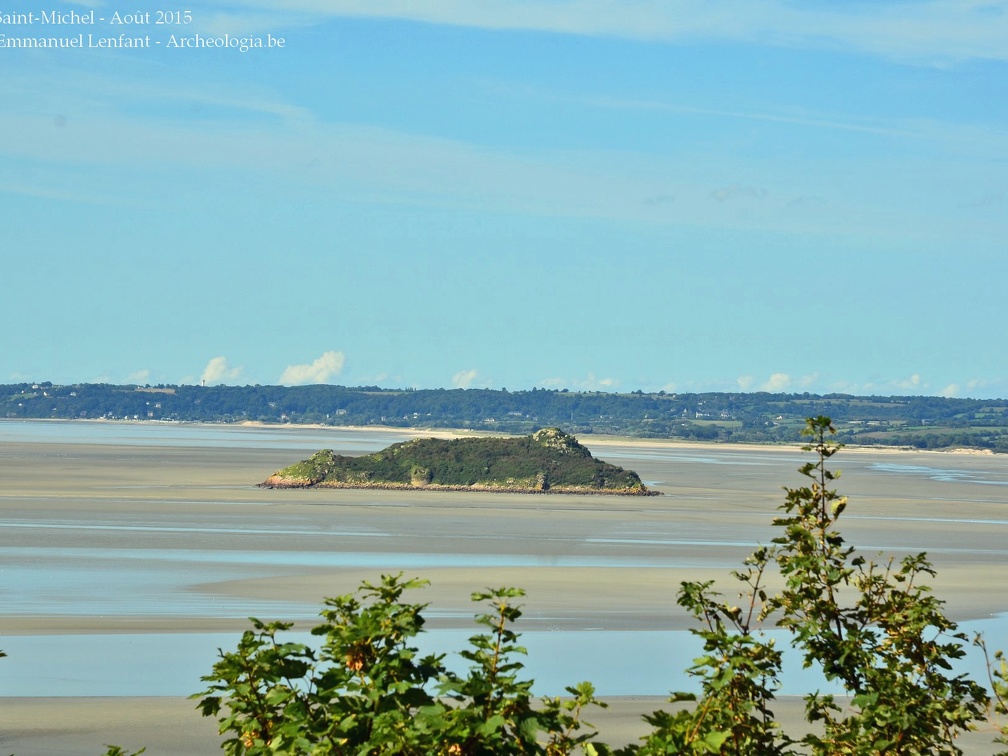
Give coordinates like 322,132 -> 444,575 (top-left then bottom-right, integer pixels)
1,420 -> 1007,698
3,620 -> 1005,698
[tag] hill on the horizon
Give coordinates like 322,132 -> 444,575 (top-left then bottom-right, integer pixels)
4,381 -> 1007,451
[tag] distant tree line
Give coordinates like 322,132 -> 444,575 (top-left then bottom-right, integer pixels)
3,382 -> 1007,451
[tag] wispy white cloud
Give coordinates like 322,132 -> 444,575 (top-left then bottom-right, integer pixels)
2,56 -> 1005,248
938,379 -> 1003,399
0,106 -> 884,242
452,369 -> 480,389
965,378 -> 994,394
224,0 -> 1008,63
940,383 -> 960,398
0,105 -> 720,227
737,372 -> 794,392
827,374 -> 931,396
201,356 -> 243,385
761,373 -> 792,392
584,95 -> 924,139
735,373 -> 1005,400
797,373 -> 820,389
279,351 -> 346,385
127,369 -> 151,384
895,373 -> 923,391
541,372 -> 620,392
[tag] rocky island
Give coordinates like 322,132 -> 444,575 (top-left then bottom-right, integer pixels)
260,428 -> 654,495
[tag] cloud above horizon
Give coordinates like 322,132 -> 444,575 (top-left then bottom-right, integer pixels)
542,372 -> 620,392
738,373 -> 793,392
201,356 -> 242,385
279,351 -> 346,385
452,369 -> 480,389
895,373 -> 923,390
6,56 -> 1004,253
761,373 -> 792,392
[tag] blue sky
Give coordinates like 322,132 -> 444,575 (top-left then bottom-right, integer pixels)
3,1 -> 1007,398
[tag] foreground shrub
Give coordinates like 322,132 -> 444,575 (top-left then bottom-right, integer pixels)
627,416 -> 990,755
193,577 -> 604,755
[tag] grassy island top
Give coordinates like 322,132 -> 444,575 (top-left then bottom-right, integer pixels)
261,428 -> 653,495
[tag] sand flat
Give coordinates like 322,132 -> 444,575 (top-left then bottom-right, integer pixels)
1,423 -> 1007,753
0,695 -> 1002,755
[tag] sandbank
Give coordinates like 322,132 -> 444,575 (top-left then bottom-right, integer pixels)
1,423 -> 1006,753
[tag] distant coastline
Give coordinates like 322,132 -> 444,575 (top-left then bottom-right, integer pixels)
0,415 -> 998,456
5,381 -> 1008,452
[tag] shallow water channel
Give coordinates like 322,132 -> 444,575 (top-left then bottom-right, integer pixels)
1,420 -> 1007,698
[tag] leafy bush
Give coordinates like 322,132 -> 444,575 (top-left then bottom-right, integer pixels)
625,416 -> 992,754
193,576 -> 605,755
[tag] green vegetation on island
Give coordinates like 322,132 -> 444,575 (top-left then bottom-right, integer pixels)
260,428 -> 652,495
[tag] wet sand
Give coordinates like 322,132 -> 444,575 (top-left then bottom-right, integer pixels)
1,423 -> 1007,753
1,695 -> 1003,755
0,695 -> 786,754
